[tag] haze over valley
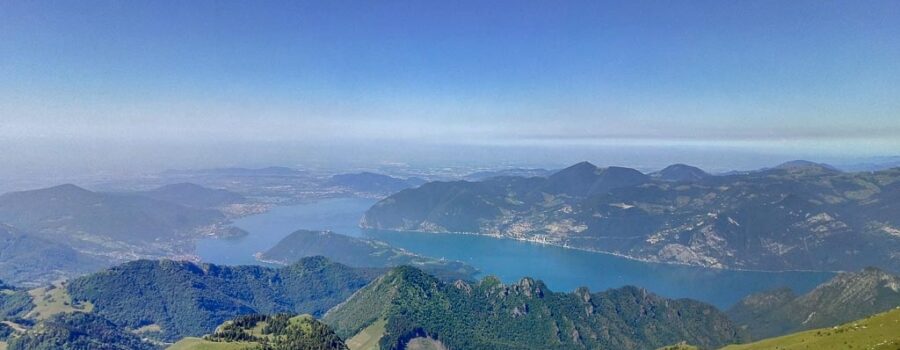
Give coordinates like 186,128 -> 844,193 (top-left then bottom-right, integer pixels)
2,1 -> 900,349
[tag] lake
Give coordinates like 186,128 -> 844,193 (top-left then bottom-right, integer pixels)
197,197 -> 835,308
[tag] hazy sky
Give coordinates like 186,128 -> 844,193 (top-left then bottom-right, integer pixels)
2,0 -> 899,175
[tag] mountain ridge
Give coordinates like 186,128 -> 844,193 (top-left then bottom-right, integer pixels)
363,161 -> 900,272
66,256 -> 381,341
727,267 -> 900,339
324,266 -> 743,350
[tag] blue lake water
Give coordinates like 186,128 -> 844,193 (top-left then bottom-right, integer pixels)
197,197 -> 836,308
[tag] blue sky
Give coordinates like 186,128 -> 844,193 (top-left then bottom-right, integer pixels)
1,1 -> 899,173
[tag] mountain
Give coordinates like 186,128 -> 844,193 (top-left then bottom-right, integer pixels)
6,312 -> 158,350
169,314 -> 347,350
464,168 -> 553,181
0,224 -> 107,287
0,184 -> 225,244
258,229 -> 478,281
363,162 -> 900,272
543,162 -> 650,197
654,164 -> 711,182
324,266 -> 742,350
137,183 -> 246,208
329,172 -> 422,195
720,307 -> 900,350
771,160 -> 840,175
727,267 -> 900,339
66,257 -> 381,342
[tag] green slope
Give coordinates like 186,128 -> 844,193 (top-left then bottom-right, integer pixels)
722,307 -> 900,350
0,184 -> 225,243
728,267 -> 900,339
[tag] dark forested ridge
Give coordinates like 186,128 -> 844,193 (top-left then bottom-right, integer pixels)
259,229 -> 478,281
66,256 -> 381,342
363,161 -> 900,272
324,266 -> 743,350
727,267 -> 900,340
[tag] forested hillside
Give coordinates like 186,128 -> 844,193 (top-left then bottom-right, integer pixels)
170,314 -> 347,350
325,266 -> 743,350
259,229 -> 478,281
67,257 -> 381,341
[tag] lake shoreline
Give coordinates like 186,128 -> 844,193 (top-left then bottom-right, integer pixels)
360,226 -> 844,275
197,197 -> 836,308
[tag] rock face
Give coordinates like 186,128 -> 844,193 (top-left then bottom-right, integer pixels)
324,266 -> 743,350
727,267 -> 900,339
363,161 -> 900,272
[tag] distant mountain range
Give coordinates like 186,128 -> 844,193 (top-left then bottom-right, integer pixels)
464,168 -> 554,181
834,156 -> 900,172
0,184 -> 225,244
258,229 -> 478,281
329,172 -> 425,196
728,267 -> 900,339
324,266 -> 743,350
136,182 -> 247,209
362,160 -> 900,272
0,183 -> 251,286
